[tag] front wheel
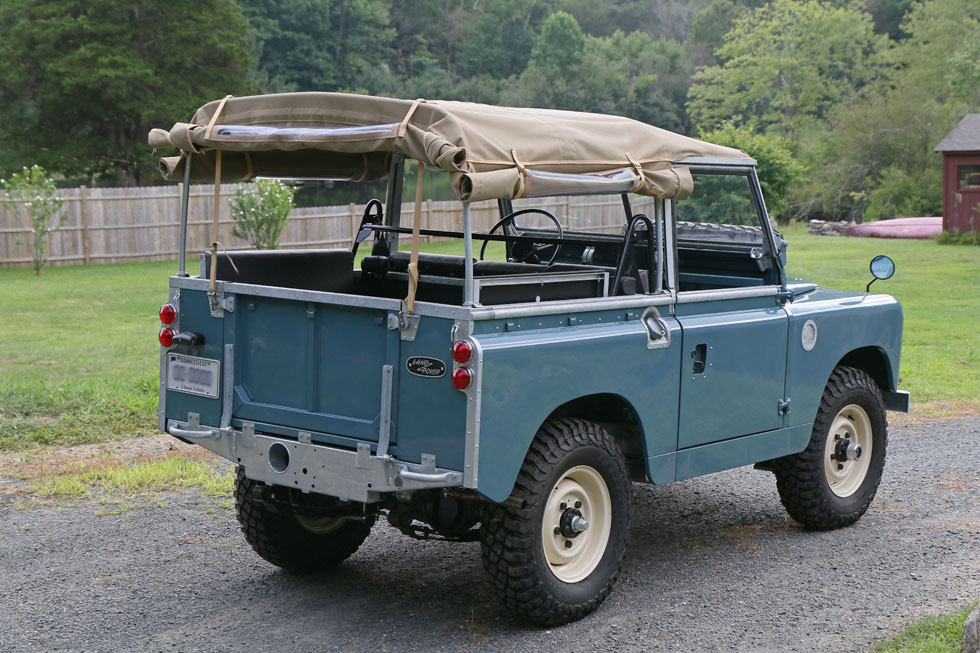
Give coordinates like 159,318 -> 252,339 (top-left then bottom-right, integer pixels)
773,366 -> 887,529
480,418 -> 631,626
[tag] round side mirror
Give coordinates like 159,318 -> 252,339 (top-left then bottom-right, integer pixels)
870,255 -> 895,280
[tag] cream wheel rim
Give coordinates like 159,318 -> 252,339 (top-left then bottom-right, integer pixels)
541,465 -> 612,583
294,512 -> 346,534
823,404 -> 873,498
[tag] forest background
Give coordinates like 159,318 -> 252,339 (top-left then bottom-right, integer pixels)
1,0 -> 978,223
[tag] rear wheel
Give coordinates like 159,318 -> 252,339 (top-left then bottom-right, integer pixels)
773,366 -> 887,529
234,467 -> 373,572
480,418 -> 631,626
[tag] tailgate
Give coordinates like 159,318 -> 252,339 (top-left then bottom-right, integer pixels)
231,295 -> 400,446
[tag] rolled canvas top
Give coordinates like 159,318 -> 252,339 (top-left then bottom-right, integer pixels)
149,92 -> 750,201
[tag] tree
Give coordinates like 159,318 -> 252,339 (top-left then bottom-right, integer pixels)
687,0 -> 888,137
505,12 -> 589,110
241,0 -> 394,93
699,123 -> 804,219
687,0 -> 761,67
507,13 -> 694,133
0,166 -> 66,276
0,0 -> 253,186
230,180 -> 296,250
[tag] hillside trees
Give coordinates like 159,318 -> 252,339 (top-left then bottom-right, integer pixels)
0,0 -> 253,186
240,0 -> 393,93
687,0 -> 888,137
507,12 -> 694,133
811,0 -> 980,220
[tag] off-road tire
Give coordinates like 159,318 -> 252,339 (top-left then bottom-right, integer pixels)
479,418 -> 631,626
773,366 -> 887,530
234,467 -> 372,572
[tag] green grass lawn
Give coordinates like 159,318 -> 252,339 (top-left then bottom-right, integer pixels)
875,603 -> 977,652
0,260 -> 175,450
0,228 -> 977,451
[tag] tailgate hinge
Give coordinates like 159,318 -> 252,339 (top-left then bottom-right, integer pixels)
208,290 -> 235,317
388,311 -> 420,341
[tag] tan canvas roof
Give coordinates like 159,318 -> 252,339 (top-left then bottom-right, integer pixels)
149,92 -> 750,201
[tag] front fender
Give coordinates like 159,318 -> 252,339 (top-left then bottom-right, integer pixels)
784,290 -> 903,427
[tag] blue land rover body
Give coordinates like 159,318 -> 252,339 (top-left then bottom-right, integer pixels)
151,93 -> 907,626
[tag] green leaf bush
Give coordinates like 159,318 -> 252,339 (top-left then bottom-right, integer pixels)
0,165 -> 66,276
229,179 -> 296,250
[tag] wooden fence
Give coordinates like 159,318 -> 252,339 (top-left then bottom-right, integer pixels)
0,184 -> 656,269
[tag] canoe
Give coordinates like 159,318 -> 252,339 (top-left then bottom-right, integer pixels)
846,217 -> 942,239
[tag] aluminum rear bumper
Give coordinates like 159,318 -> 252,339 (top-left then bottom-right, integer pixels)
167,418 -> 462,503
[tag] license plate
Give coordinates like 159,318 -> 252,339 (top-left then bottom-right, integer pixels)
167,354 -> 220,398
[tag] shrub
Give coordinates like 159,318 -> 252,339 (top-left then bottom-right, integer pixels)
936,230 -> 980,246
699,123 -> 804,221
229,179 -> 295,249
864,165 -> 941,222
0,165 -> 66,276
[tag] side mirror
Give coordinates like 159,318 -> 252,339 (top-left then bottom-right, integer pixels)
866,254 -> 895,292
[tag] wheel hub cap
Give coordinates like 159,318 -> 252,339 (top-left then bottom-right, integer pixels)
559,508 -> 589,538
823,404 -> 873,498
542,465 -> 612,583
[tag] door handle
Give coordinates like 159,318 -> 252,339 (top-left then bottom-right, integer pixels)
691,343 -> 707,374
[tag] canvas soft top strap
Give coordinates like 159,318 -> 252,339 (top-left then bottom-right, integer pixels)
404,164 -> 425,314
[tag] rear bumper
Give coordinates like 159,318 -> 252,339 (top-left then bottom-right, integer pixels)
167,418 -> 463,503
884,390 -> 911,413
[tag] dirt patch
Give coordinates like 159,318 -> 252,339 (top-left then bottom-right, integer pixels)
0,434 -> 216,488
890,400 -> 980,426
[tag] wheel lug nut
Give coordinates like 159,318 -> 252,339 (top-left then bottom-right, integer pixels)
560,502 -> 567,510
837,463 -> 844,470
575,501 -> 582,509
554,527 -> 561,535
565,540 -> 572,549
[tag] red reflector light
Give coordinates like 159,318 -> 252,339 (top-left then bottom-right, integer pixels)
451,340 -> 473,364
159,303 -> 177,325
451,367 -> 472,390
159,327 -> 175,348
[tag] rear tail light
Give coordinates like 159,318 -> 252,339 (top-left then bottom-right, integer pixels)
451,340 -> 473,364
451,367 -> 473,390
159,327 -> 175,348
159,303 -> 177,325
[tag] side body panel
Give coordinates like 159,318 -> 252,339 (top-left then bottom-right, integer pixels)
473,315 -> 683,503
163,287 -> 225,428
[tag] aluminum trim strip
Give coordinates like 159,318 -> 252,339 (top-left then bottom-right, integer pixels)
157,349 -> 168,431
220,344 -> 234,428
463,337 -> 484,488
377,364 -> 394,457
675,286 -> 780,303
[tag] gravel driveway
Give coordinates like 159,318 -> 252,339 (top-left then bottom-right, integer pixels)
1,418 -> 978,652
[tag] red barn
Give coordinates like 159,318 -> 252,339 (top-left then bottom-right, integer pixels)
935,114 -> 980,234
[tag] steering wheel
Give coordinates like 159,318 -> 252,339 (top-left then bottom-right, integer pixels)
478,208 -> 563,265
350,199 -> 384,256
